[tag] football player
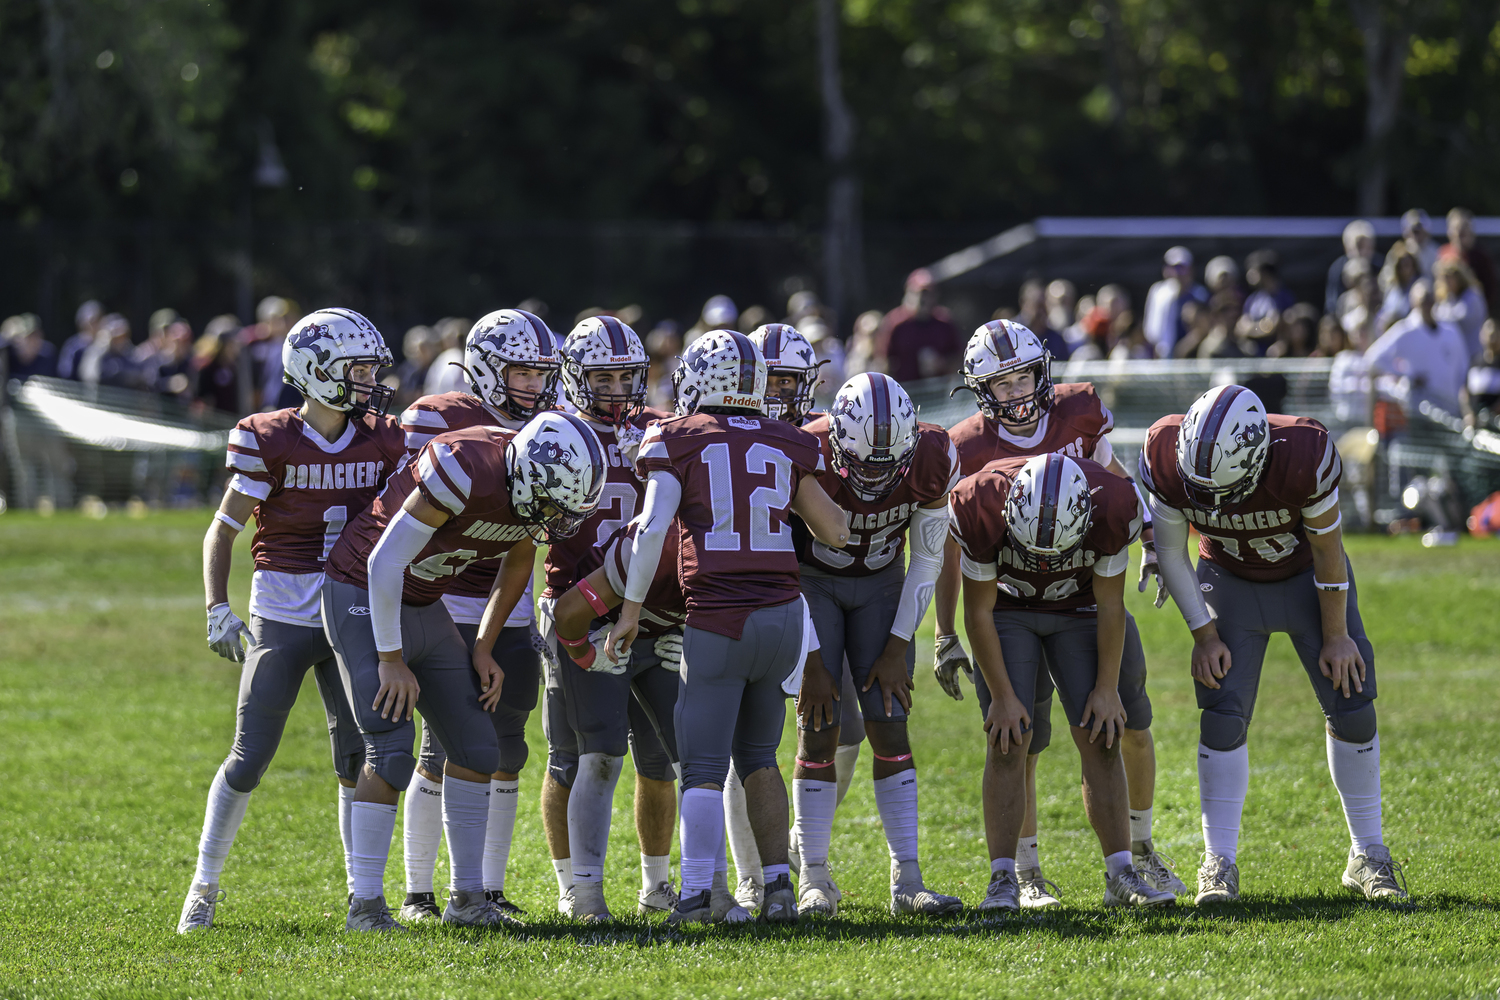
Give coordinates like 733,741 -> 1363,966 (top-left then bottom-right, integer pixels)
951,453 -> 1175,911
535,315 -> 681,921
606,330 -> 850,924
395,308 -> 558,922
321,411 -> 604,930
933,319 -> 1184,905
792,373 -> 962,917
178,308 -> 405,933
1139,385 -> 1401,902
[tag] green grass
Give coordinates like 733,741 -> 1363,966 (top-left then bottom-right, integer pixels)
1,510 -> 1498,999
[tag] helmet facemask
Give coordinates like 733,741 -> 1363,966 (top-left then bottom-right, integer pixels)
327,356 -> 394,417
829,435 -> 911,502
568,361 -> 649,426
763,364 -> 826,423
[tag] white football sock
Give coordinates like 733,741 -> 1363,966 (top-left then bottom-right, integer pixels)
401,774 -> 443,895
1198,743 -> 1249,864
1105,850 -> 1134,879
763,863 -> 790,881
483,779 -> 520,892
569,754 -> 625,884
722,764 -> 762,886
441,775 -> 489,895
552,857 -> 573,895
1129,806 -> 1153,848
873,771 -> 920,878
1326,732 -> 1383,853
349,801 -> 398,899
338,784 -> 357,894
680,787 -> 725,896
834,743 -> 860,808
1015,835 -> 1040,873
641,854 -> 671,892
990,857 -> 1016,876
191,766 -> 251,889
792,778 -> 838,873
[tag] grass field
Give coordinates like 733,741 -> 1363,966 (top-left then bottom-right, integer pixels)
1,510 -> 1498,999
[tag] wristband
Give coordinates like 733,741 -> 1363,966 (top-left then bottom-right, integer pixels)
215,511 -> 246,532
1304,511 -> 1342,535
577,579 -> 611,618
1314,579 -> 1349,592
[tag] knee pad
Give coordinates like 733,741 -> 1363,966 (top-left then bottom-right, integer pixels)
729,748 -> 778,781
1200,709 -> 1249,751
1029,704 -> 1054,754
332,746 -> 364,785
630,732 -> 675,783
368,741 -> 418,791
497,734 -> 530,776
444,731 -> 500,778
548,749 -> 578,790
1329,702 -> 1377,744
679,758 -> 731,791
221,753 -> 266,795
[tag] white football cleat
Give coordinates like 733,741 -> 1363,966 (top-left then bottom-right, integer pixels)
1103,867 -> 1176,908
1017,869 -> 1063,910
1342,844 -> 1408,900
734,876 -> 764,911
443,889 -> 524,928
759,874 -> 798,923
1195,854 -> 1240,905
397,891 -> 443,923
638,880 -> 679,915
556,888 -> 576,917
978,869 -> 1020,913
797,863 -> 838,917
710,871 -> 753,923
346,895 -> 406,932
176,884 -> 224,933
891,882 -> 963,916
1133,842 -> 1190,896
569,881 -> 613,923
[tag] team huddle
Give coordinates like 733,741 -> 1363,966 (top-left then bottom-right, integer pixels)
178,303 -> 1405,934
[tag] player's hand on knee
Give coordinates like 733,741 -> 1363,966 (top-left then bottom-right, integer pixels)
797,657 -> 839,732
865,644 -> 914,717
1190,630 -> 1232,690
374,657 -> 420,722
985,691 -> 1030,756
587,626 -> 631,675
473,649 -> 506,711
1318,634 -> 1365,698
1082,686 -> 1127,749
206,604 -> 250,663
933,634 -> 973,701
604,617 -> 639,666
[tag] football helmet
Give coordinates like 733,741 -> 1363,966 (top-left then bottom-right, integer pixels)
465,308 -> 560,419
1175,384 -> 1269,512
506,411 -> 607,542
828,372 -> 919,502
1005,453 -> 1094,572
561,316 -> 649,425
671,329 -> 766,415
749,323 -> 827,424
281,308 -> 395,416
955,319 -> 1053,424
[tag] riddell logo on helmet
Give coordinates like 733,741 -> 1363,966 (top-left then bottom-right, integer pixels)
608,354 -> 634,363
723,395 -> 760,407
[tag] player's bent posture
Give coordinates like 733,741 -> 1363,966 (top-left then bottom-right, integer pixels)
934,319 -> 1185,905
792,373 -> 961,917
1140,385 -> 1403,902
394,308 -> 558,922
952,453 -> 1176,912
322,412 -> 604,930
536,315 -> 682,920
607,330 -> 851,925
179,308 -> 404,933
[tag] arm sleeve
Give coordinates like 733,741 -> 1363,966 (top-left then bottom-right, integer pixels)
890,503 -> 948,641
625,472 -> 682,605
1095,548 -> 1131,577
1147,493 -> 1212,630
1091,436 -> 1115,467
366,508 -> 438,653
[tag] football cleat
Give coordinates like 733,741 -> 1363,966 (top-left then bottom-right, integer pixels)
638,880 -> 679,915
176,885 -> 225,933
346,895 -> 406,932
556,888 -> 575,917
1017,869 -> 1063,910
569,881 -> 613,923
978,869 -> 1020,913
397,891 -> 443,923
442,889 -> 524,929
798,880 -> 838,917
1103,867 -> 1176,908
710,871 -> 753,923
666,889 -> 715,926
891,882 -> 964,917
759,874 -> 799,923
484,889 -> 525,916
734,876 -> 765,911
1195,854 -> 1240,904
1342,845 -> 1408,901
1133,842 -> 1190,896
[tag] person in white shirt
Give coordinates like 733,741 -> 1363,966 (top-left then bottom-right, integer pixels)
1365,279 -> 1469,416
1143,246 -> 1208,358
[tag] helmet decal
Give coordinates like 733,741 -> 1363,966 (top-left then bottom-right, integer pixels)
731,331 -> 759,394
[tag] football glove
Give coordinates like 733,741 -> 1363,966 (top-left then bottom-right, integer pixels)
585,626 -> 631,675
1138,541 -> 1169,608
653,632 -> 683,672
614,423 -> 646,479
933,633 -> 973,702
535,595 -> 557,644
529,622 -> 557,670
207,603 -> 251,663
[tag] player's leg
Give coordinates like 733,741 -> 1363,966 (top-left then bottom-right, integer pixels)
179,617 -> 319,932
1114,613 -> 1184,895
310,644 -> 366,899
627,667 -> 680,913
832,658 -> 864,809
1018,672 -> 1059,909
397,720 -> 447,922
472,624 -> 539,914
978,611 -> 1042,913
792,574 -> 846,913
540,654 -> 579,913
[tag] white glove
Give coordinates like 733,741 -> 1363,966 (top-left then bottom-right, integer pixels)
933,634 -> 973,701
535,595 -> 557,645
529,622 -> 557,670
1138,541 -> 1169,608
583,625 -> 631,675
615,423 -> 646,479
653,631 -> 683,672
207,603 -> 251,663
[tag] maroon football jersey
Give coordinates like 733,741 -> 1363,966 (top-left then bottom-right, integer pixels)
543,407 -> 672,599
800,418 -> 959,576
581,522 -> 688,637
326,426 -> 531,605
1139,413 -> 1341,583
636,412 -> 825,638
948,456 -> 1142,615
950,382 -> 1115,477
225,408 -> 404,574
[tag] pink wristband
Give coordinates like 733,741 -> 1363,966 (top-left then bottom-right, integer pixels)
577,579 -> 611,618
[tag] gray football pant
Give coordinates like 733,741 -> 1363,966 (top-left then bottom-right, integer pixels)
543,639 -> 679,788
417,623 -> 541,776
802,561 -> 915,724
221,615 -> 365,794
321,578 -> 499,790
677,600 -> 803,790
1196,559 -> 1376,751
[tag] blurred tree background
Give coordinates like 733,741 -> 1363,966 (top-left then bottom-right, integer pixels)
1,0 -> 1497,337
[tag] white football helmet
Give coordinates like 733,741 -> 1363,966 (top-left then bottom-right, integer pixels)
956,319 -> 1053,424
561,316 -> 649,425
1005,453 -> 1094,571
506,411 -> 607,542
465,308 -> 560,419
749,323 -> 827,424
1176,384 -> 1270,511
671,329 -> 766,415
828,373 -> 918,502
282,308 -> 395,416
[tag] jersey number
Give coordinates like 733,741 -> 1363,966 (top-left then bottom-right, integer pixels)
813,520 -> 901,571
701,442 -> 794,553
409,549 -> 481,581
1199,530 -> 1299,563
321,506 -> 347,563
594,482 -> 638,548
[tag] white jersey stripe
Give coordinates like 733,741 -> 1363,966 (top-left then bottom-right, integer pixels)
228,473 -> 272,501
431,441 -> 473,501
401,407 -> 448,430
229,428 -> 260,450
404,430 -> 437,453
417,451 -> 466,515
226,450 -> 267,473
